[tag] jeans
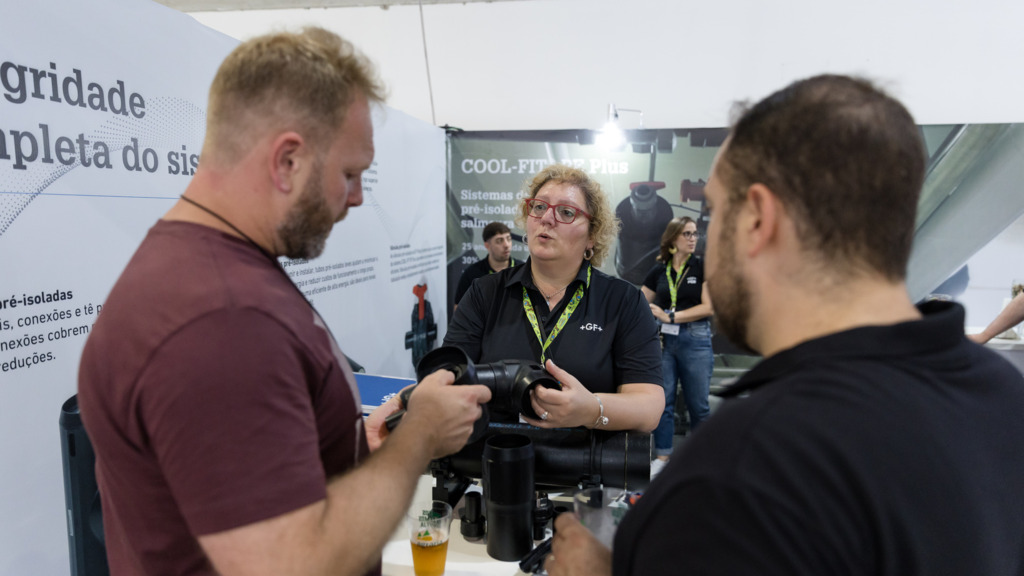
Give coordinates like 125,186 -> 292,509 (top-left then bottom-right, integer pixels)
654,319 -> 713,456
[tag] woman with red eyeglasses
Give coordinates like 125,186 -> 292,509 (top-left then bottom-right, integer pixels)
641,217 -> 714,478
444,164 -> 664,433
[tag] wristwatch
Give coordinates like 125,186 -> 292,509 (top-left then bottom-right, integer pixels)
669,311 -> 675,324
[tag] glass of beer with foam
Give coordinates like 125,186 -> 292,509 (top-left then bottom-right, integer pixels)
408,500 -> 453,576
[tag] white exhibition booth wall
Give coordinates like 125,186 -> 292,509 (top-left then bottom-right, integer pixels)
0,1 -> 446,573
192,0 -> 1024,131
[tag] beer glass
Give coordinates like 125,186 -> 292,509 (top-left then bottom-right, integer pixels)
573,486 -> 630,549
408,500 -> 453,576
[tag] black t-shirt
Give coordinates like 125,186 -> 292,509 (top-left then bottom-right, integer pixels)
642,255 -> 704,312
613,301 -> 1024,576
453,256 -> 516,307
443,259 -> 662,395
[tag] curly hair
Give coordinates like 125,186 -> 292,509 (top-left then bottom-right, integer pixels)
655,217 -> 696,263
515,164 -> 620,267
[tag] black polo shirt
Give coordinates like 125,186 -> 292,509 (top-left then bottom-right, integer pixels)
642,255 -> 704,312
444,259 -> 662,395
453,256 -> 516,307
613,301 -> 1024,576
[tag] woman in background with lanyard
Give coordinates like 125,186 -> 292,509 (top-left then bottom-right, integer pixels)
445,164 -> 663,432
642,216 -> 714,477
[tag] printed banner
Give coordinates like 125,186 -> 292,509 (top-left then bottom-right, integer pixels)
445,129 -> 723,314
0,2 -> 445,573
443,124 -> 1016,315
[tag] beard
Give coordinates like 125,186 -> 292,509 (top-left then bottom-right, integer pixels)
708,211 -> 756,355
277,161 -> 340,260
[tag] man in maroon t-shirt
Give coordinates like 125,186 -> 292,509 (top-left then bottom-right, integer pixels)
78,28 -> 490,576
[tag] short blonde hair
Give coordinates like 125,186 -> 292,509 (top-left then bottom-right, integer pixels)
203,27 -> 386,166
515,164 -> 620,267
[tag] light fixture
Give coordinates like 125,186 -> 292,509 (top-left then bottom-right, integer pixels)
597,103 -> 644,150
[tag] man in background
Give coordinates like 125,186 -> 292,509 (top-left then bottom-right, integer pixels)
453,221 -> 515,308
549,74 -> 1024,575
78,27 -> 489,576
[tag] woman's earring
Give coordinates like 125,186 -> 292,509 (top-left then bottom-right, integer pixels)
584,247 -> 594,260
668,246 -> 677,255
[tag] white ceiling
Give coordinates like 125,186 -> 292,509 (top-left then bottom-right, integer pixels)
155,0 -> 527,12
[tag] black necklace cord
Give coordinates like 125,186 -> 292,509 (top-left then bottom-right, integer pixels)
179,194 -> 275,261
177,194 -> 345,350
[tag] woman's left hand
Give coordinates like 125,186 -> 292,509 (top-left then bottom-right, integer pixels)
523,359 -> 600,428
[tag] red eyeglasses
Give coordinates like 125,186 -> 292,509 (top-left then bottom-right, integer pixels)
524,198 -> 592,224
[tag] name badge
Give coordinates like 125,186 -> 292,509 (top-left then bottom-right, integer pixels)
661,323 -> 680,336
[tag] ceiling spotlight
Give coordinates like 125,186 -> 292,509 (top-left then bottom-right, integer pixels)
597,103 -> 643,150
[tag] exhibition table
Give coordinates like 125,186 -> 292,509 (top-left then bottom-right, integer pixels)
382,474 -> 533,576
358,373 -> 564,575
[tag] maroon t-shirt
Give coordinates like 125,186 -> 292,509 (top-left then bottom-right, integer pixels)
78,220 -> 374,575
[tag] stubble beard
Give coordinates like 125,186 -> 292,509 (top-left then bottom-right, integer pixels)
277,162 -> 339,260
708,209 -> 756,355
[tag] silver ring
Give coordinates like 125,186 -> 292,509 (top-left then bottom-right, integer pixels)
540,411 -> 549,421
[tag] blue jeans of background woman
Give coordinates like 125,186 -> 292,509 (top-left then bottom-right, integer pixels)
654,319 -> 713,457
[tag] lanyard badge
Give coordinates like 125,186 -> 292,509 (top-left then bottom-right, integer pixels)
522,265 -> 592,364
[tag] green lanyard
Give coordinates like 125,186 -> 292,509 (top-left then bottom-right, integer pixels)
488,257 -> 514,274
522,264 -> 591,364
665,255 -> 691,309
